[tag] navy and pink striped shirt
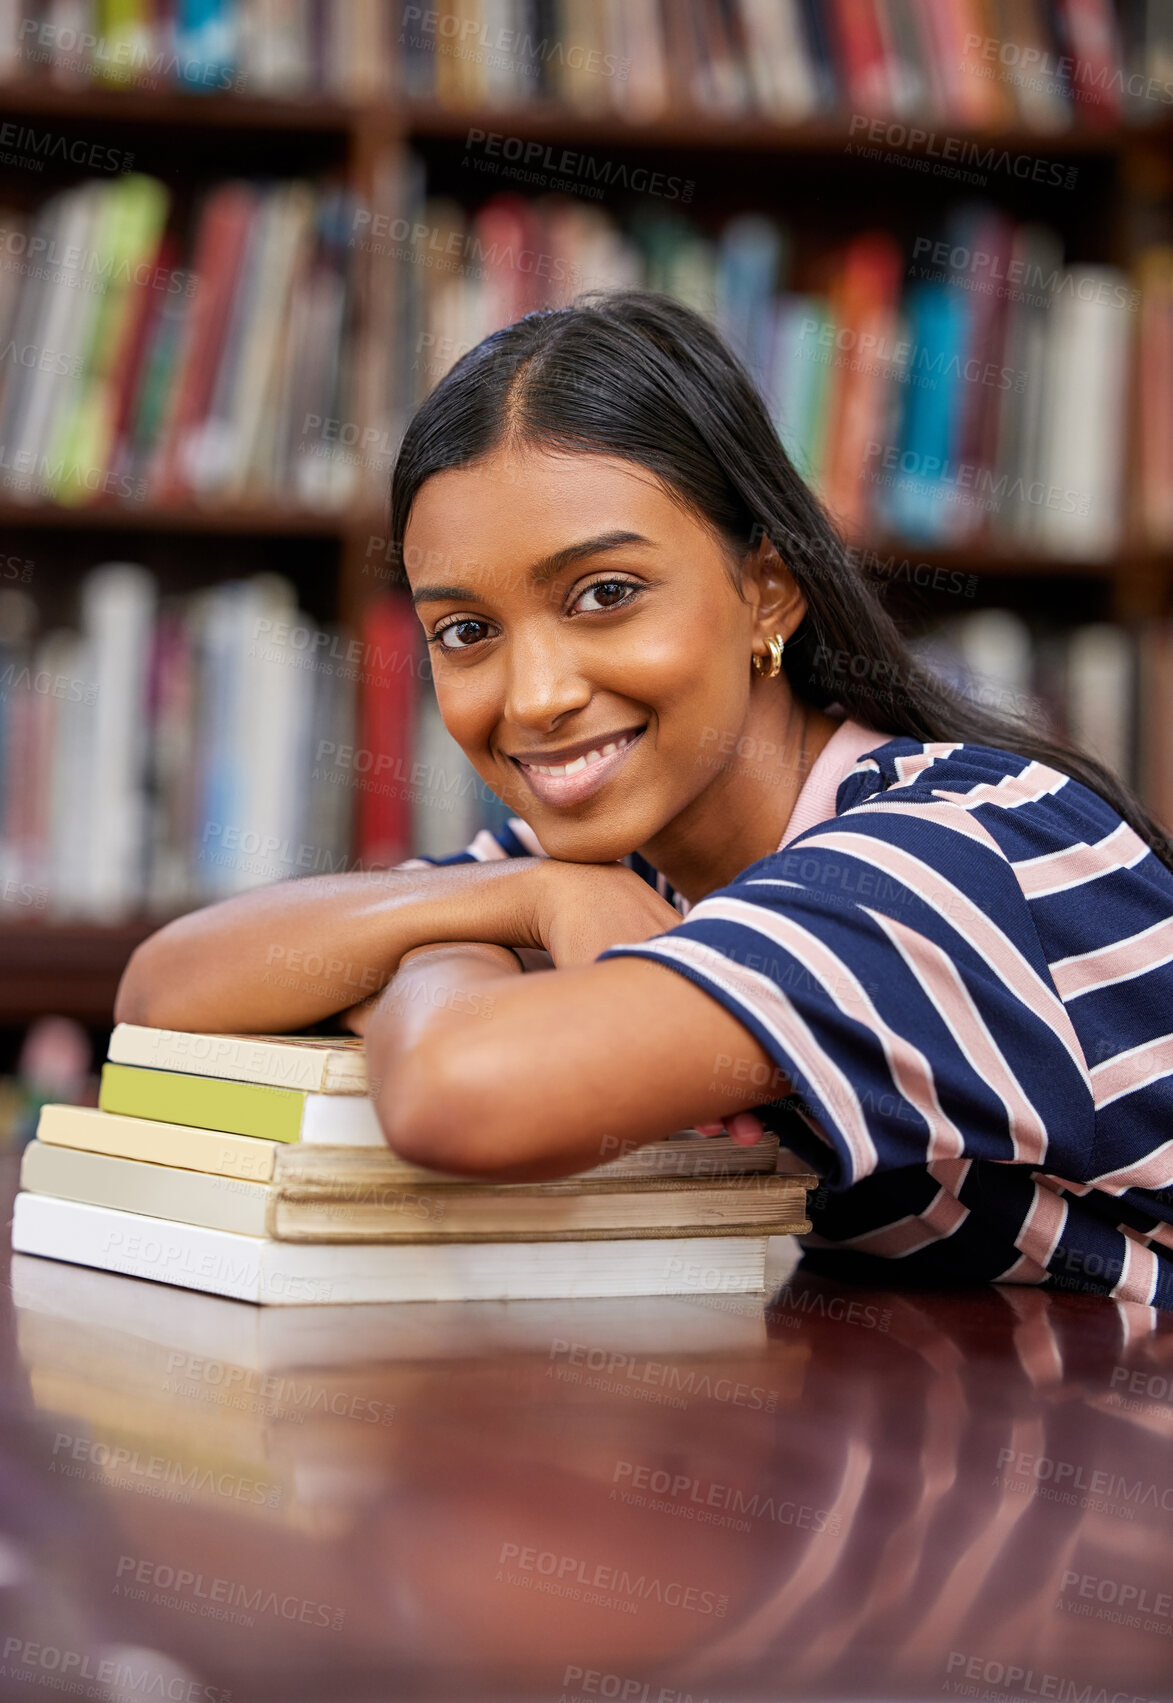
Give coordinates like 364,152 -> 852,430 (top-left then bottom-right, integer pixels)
402,720 -> 1173,1309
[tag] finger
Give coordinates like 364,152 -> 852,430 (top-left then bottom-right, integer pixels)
724,1111 -> 766,1146
693,1121 -> 725,1137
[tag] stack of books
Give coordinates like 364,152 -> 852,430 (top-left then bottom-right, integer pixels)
12,1026 -> 816,1306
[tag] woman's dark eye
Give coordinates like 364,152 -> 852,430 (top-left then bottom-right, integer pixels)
576,580 -> 635,612
436,619 -> 491,650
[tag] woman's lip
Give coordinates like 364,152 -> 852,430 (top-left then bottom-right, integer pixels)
511,729 -> 645,808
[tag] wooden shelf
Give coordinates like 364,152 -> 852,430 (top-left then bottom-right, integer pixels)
2,80 -> 1168,157
0,81 -> 363,129
0,923 -> 158,1023
2,499 -> 1166,582
0,500 -> 382,538
402,103 -> 1150,156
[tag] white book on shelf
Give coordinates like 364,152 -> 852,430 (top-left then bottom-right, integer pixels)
950,608 -> 1036,728
77,563 -> 156,920
234,576 -> 311,894
1066,623 -> 1135,783
42,628 -> 91,915
1,188 -> 98,489
1037,268 -> 1129,560
12,1194 -> 771,1306
412,689 -> 482,860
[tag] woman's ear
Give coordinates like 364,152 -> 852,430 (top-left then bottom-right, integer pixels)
741,534 -> 806,645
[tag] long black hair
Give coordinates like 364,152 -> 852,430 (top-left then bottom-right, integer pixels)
390,288 -> 1173,875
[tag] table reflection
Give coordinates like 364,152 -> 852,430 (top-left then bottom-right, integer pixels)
1,1228 -> 1170,1703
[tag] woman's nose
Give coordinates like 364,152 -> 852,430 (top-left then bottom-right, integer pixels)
503,632 -> 592,729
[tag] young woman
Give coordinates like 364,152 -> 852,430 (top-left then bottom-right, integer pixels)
116,291 -> 1173,1308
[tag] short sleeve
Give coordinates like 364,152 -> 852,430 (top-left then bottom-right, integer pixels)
599,800 -> 1096,1192
394,818 -> 547,869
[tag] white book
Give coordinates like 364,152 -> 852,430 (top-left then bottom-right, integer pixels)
77,563 -> 157,920
1066,623 -> 1134,782
1038,268 -> 1129,560
412,689 -> 482,859
12,1194 -> 769,1306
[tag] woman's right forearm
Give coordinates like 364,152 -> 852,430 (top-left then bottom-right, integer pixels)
113,859 -> 547,1034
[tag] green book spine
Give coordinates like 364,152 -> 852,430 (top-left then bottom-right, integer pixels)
99,1063 -> 306,1143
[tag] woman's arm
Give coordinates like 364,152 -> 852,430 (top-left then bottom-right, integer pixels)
364,943 -> 788,1181
113,859 -> 680,1034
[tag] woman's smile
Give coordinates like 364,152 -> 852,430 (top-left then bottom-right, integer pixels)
507,725 -> 646,807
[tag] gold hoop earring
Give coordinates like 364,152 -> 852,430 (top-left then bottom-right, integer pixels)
752,634 -> 785,679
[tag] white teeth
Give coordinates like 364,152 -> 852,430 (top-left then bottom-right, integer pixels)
524,732 -> 636,778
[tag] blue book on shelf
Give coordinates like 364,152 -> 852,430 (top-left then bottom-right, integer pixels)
716,215 -> 789,393
883,283 -> 970,543
176,0 -> 238,92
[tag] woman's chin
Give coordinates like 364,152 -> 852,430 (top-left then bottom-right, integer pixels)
528,816 -> 650,867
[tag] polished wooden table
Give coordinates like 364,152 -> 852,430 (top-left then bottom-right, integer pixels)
1,1154 -> 1170,1703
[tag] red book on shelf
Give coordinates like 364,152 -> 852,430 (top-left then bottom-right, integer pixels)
474,195 -> 545,329
821,231 -> 903,539
356,593 -> 420,868
1056,0 -> 1122,126
154,183 -> 257,499
828,0 -> 891,113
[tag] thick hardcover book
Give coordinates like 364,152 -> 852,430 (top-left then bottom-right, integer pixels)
20,1141 -> 813,1243
12,1194 -> 772,1305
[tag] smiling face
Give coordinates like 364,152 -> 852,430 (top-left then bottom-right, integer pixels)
402,446 -> 807,868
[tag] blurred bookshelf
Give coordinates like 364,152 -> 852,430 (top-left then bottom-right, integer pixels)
0,0 -> 1171,1047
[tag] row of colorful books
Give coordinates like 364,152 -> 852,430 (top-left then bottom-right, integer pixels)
0,173 -> 365,511
12,1022 -> 815,1306
1,558 -> 1167,922
400,189 -> 1170,554
400,0 -> 1173,127
0,0 -> 392,97
2,166 -> 1168,546
0,566 -> 491,923
3,0 -> 1169,129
